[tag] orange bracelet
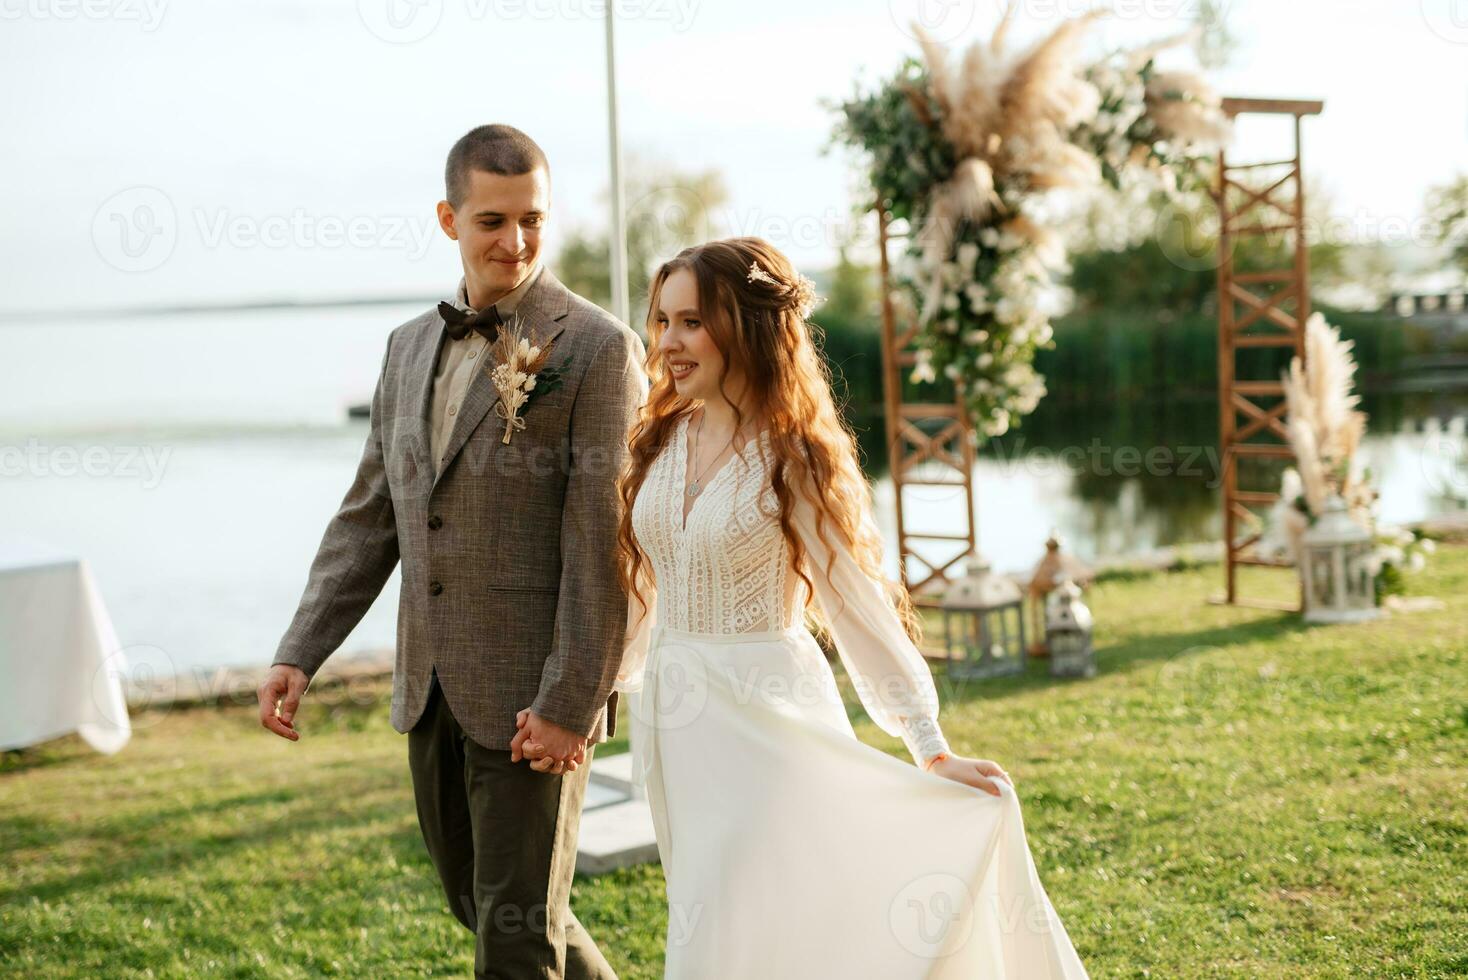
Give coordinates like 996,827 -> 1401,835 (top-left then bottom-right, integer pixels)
922,752 -> 948,772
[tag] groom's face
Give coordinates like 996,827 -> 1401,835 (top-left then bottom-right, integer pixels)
438,167 -> 549,303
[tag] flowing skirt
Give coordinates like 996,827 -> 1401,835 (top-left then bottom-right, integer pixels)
626,623 -> 1089,979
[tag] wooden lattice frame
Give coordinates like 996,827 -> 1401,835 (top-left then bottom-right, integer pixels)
875,206 -> 978,604
1211,97 -> 1324,610
873,97 -> 1325,610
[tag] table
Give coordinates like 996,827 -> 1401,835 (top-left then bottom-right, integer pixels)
0,554 -> 131,754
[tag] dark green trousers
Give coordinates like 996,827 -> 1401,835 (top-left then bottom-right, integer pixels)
408,668 -> 617,980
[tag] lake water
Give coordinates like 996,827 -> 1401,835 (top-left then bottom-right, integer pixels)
3,306 -> 1465,678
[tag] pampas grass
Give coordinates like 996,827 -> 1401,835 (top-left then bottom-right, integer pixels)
911,11 -> 1104,320
833,6 -> 1231,439
1282,312 -> 1373,527
1145,70 -> 1233,147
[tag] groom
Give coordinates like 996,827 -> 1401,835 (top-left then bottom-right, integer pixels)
257,124 -> 645,979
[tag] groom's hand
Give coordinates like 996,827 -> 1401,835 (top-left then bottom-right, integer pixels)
510,708 -> 587,774
257,664 -> 309,741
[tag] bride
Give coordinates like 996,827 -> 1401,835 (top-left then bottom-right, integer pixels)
528,236 -> 1087,978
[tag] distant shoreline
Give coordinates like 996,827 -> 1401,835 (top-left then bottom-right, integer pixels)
0,294 -> 441,323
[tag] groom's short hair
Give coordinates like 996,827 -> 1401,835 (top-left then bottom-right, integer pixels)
445,124 -> 549,209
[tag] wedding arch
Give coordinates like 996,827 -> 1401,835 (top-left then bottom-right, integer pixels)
1209,97 -> 1323,611
834,11 -> 1232,599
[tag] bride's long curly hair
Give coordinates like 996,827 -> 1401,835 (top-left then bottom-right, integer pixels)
615,236 -> 921,641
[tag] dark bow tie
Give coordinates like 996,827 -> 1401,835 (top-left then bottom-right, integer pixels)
438,301 -> 503,343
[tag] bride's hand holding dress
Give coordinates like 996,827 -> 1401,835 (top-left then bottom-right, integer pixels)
930,753 -> 1014,796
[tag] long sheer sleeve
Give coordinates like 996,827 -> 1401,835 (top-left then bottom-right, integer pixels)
790,477 -> 952,768
613,572 -> 657,694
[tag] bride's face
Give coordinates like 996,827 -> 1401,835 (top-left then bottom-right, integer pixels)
655,268 -> 739,402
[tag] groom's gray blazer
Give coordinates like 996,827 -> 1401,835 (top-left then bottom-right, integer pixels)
272,267 -> 647,749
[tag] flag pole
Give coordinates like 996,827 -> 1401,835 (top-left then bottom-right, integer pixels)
604,6 -> 629,326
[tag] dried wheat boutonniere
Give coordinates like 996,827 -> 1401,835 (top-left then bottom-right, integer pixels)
486,312 -> 570,444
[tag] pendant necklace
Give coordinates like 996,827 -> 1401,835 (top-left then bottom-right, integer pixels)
686,410 -> 737,498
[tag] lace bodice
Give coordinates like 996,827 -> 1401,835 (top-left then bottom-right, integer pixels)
632,414 -> 793,634
614,414 -> 951,767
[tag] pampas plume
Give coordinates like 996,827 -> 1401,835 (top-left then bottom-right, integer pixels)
1282,312 -> 1371,521
1145,70 -> 1232,147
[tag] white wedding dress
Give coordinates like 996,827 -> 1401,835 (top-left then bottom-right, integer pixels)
614,414 -> 1088,979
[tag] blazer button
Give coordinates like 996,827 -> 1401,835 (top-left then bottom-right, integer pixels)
427,515 -> 443,530
429,581 -> 443,596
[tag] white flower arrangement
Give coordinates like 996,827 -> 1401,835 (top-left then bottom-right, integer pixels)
835,12 -> 1229,440
486,313 -> 568,445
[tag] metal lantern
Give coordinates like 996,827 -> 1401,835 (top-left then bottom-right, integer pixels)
1300,494 -> 1380,623
1026,530 -> 1093,657
942,554 -> 1027,680
1044,577 -> 1095,678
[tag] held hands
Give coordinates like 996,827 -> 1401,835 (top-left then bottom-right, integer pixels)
926,753 -> 1014,797
510,709 -> 587,775
257,664 -> 309,741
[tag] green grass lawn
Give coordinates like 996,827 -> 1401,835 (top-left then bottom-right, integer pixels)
3,548 -> 1464,978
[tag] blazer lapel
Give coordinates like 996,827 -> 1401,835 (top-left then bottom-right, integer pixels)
430,267 -> 574,494
406,316 -> 447,502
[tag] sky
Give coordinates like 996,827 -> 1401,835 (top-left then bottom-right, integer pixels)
1,0 -> 1465,312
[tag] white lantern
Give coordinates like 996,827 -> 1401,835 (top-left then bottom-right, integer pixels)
1044,578 -> 1095,678
1025,530 -> 1093,658
941,555 -> 1027,680
1300,494 -> 1379,623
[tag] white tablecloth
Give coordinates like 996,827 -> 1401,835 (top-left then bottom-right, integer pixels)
0,554 -> 131,754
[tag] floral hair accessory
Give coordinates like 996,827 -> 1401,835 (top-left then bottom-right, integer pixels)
747,259 -> 822,320
791,272 -> 820,319
746,260 -> 778,285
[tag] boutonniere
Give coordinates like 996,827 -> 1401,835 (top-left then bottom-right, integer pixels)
486,312 -> 570,444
